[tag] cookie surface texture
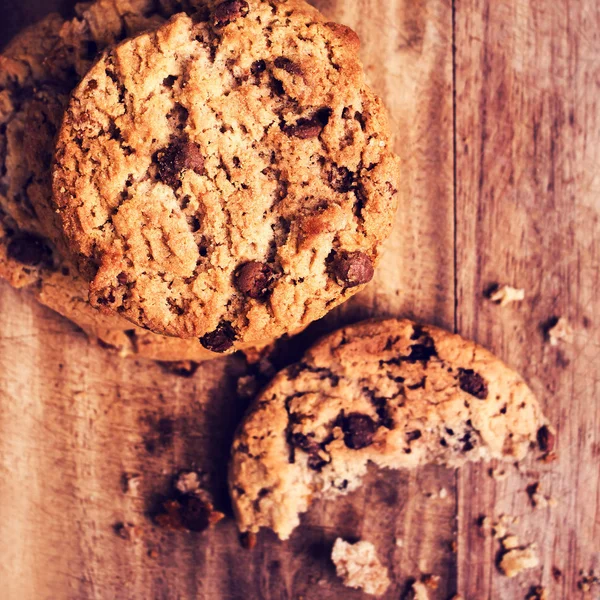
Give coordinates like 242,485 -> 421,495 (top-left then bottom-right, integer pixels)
0,0 -> 222,361
229,318 -> 550,539
52,2 -> 400,351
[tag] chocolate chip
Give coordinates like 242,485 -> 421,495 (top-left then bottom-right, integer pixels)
178,495 -> 213,532
251,60 -> 267,75
7,233 -> 52,266
406,430 -> 422,442
213,0 -> 249,27
537,425 -> 555,453
274,56 -> 302,75
156,140 -> 205,187
328,250 -> 374,288
283,117 -> 323,139
341,413 -> 378,449
200,322 -> 236,353
460,431 -> 475,452
458,369 -> 488,399
235,261 -> 273,299
407,337 -> 437,362
288,432 -> 328,471
315,107 -> 333,126
328,164 -> 354,193
163,75 -> 177,87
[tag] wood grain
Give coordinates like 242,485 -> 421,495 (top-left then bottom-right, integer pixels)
455,0 -> 600,597
0,1 -> 457,599
0,0 -> 598,598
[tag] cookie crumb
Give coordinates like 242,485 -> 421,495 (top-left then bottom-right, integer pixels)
494,515 -> 518,539
547,317 -> 574,346
331,538 -> 390,597
405,581 -> 429,599
121,472 -> 141,494
578,570 -> 599,592
421,574 -> 440,589
499,536 -> 540,577
113,521 -> 136,540
489,285 -> 525,306
525,586 -> 548,600
153,471 -> 224,532
489,465 -> 510,480
175,470 -> 203,495
438,487 -> 448,499
395,538 -> 404,548
526,481 -> 555,509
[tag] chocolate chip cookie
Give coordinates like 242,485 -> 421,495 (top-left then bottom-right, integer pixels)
52,2 -> 400,352
0,1 -> 221,361
229,318 -> 551,540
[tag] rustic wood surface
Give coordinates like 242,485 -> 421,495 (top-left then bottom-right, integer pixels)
0,1 -> 598,599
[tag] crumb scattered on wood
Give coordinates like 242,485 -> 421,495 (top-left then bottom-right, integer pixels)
526,482 -> 556,509
113,521 -> 136,540
489,285 -> 525,306
489,465 -> 510,481
547,317 -> 574,346
153,471 -> 225,533
331,538 -> 390,597
405,580 -> 430,600
498,535 -> 540,577
478,514 -> 518,539
395,538 -> 404,548
525,585 -> 548,600
578,570 -> 599,592
121,472 -> 141,494
438,487 -> 448,499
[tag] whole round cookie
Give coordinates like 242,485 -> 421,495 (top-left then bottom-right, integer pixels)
52,2 -> 400,352
0,1 -> 222,361
229,318 -> 551,540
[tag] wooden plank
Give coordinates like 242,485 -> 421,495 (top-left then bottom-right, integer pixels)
0,1 -> 457,599
455,0 -> 600,597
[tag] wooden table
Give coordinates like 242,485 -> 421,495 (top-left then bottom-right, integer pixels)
1,1 -> 598,598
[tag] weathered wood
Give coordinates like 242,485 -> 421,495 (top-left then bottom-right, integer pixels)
0,1 -> 457,599
455,0 -> 600,598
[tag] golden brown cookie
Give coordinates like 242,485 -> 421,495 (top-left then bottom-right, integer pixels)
229,318 -> 551,540
52,2 -> 400,352
0,1 -> 222,361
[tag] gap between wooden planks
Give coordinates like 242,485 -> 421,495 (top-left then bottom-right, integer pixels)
0,0 -> 598,599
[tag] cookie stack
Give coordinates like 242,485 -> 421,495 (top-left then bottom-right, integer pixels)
0,0 -> 400,361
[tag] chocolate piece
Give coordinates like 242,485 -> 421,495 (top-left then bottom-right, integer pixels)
7,232 -> 52,266
458,369 -> 489,399
341,413 -> 378,449
200,322 -> 236,352
213,0 -> 249,27
156,140 -> 205,187
235,261 -> 272,299
328,250 -> 374,288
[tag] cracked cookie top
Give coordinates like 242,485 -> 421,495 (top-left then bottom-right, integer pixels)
52,2 -> 400,350
229,318 -> 550,539
0,0 -> 225,361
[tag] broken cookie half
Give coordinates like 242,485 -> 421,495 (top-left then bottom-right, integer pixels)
229,318 -> 551,540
